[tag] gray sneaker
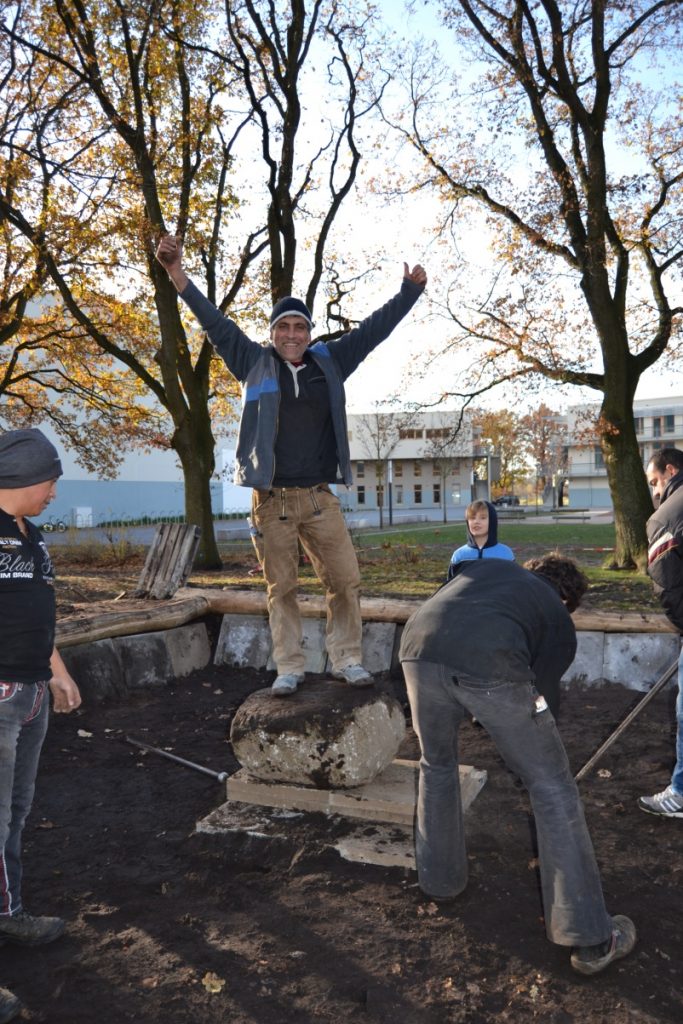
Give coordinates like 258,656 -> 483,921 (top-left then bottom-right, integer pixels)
0,988 -> 21,1024
331,664 -> 374,687
570,915 -> 637,976
0,910 -> 65,947
638,784 -> 683,818
271,672 -> 304,696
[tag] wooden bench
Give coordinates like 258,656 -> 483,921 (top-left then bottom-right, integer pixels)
496,508 -> 525,520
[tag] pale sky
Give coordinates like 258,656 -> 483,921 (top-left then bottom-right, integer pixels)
339,0 -> 683,417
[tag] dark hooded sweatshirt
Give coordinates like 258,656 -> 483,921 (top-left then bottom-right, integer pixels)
400,559 -> 576,715
646,469 -> 683,632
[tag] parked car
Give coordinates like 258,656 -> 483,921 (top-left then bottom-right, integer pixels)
493,495 -> 520,507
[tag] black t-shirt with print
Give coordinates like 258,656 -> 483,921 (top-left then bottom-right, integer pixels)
0,508 -> 56,684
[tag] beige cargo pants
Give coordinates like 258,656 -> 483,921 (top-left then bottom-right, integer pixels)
251,485 -> 362,675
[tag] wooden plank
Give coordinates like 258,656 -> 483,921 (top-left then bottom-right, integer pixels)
572,607 -> 678,634
225,760 -> 487,826
134,527 -> 166,595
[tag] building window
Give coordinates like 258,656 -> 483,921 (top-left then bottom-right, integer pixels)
433,483 -> 441,503
653,417 -> 662,438
357,486 -> 365,505
665,414 -> 675,433
594,446 -> 605,469
399,428 -> 424,439
377,485 -> 384,506
634,417 -> 643,435
426,427 -> 450,439
414,461 -> 422,477
393,461 -> 403,477
414,484 -> 422,504
356,461 -> 365,478
395,484 -> 403,504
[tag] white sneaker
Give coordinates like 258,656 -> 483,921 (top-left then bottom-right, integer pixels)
271,673 -> 304,697
331,664 -> 374,688
638,784 -> 683,818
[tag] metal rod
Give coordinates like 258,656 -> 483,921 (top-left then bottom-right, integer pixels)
574,658 -> 678,781
125,736 -> 229,783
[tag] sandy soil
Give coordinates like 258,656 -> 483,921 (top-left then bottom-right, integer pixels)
3,665 -> 681,1024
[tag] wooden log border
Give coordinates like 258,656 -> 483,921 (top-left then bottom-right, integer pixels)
55,586 -> 678,649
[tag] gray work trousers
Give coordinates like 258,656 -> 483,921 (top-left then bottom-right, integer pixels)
402,660 -> 613,947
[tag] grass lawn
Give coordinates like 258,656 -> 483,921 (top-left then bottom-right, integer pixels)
210,519 -> 659,613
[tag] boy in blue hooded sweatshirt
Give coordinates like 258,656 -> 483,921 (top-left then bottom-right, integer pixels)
448,500 -> 514,580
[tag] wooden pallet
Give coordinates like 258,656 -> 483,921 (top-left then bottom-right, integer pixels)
134,522 -> 201,600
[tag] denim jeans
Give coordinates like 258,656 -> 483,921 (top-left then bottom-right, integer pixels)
672,643 -> 683,796
0,682 -> 49,917
251,486 -> 363,675
402,660 -> 613,947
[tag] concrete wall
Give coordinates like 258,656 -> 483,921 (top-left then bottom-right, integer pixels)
567,630 -> 679,691
214,614 -> 680,693
61,621 -> 212,703
59,614 -> 680,703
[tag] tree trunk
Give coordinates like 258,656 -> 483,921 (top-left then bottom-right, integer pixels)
600,395 -> 652,571
174,417 -> 222,570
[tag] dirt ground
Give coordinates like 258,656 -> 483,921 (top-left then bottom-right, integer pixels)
2,661 -> 681,1024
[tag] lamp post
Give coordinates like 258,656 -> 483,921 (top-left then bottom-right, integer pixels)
388,458 -> 393,526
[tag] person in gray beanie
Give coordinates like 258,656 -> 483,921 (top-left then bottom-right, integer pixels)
0,428 -> 63,490
157,234 -> 427,696
0,428 -> 80,1020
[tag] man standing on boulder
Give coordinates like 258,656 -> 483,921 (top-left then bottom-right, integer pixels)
0,428 -> 81,1021
156,235 -> 427,696
639,446 -> 683,818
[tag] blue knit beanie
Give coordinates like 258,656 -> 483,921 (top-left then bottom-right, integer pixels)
270,296 -> 314,329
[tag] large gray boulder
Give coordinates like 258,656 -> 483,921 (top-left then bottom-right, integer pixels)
230,679 -> 406,789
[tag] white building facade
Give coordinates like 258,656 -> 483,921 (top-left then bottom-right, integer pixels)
342,409 -> 486,522
565,396 -> 683,508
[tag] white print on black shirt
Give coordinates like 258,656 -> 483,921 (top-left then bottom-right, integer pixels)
38,541 -> 53,577
0,552 -> 36,577
0,542 -> 53,581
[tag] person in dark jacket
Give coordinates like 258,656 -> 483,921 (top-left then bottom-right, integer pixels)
447,499 -> 514,578
639,446 -> 683,817
399,554 -> 636,976
0,429 -> 82,1022
156,235 -> 427,696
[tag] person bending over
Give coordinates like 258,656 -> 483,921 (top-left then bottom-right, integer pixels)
399,554 -> 636,976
